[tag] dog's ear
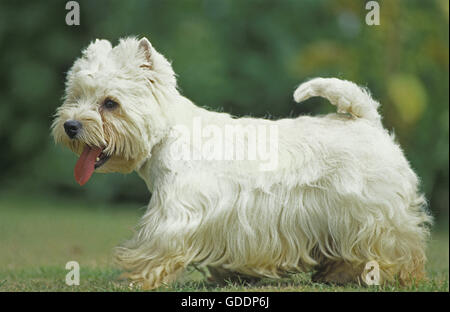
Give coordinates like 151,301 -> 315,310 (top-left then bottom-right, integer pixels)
83,39 -> 112,59
138,37 -> 153,64
136,36 -> 176,86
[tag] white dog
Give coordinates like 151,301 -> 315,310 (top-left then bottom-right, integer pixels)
52,37 -> 432,289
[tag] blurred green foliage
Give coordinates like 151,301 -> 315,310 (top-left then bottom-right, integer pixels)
0,0 -> 448,221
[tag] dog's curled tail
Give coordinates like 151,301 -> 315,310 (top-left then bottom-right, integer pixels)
294,78 -> 382,125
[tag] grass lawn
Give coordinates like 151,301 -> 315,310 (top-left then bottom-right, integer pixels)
0,193 -> 448,292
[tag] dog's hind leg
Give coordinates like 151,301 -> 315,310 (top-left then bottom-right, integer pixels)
312,260 -> 364,285
312,256 -> 427,286
207,266 -> 261,285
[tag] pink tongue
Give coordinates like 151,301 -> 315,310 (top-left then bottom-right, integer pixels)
74,145 -> 103,186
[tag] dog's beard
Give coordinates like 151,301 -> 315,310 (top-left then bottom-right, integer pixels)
53,122 -> 147,183
66,138 -> 141,183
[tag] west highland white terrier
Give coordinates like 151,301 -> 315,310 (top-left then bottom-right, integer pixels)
52,37 -> 432,289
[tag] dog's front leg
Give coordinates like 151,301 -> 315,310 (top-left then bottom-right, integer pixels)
119,257 -> 186,290
114,202 -> 193,290
115,240 -> 188,290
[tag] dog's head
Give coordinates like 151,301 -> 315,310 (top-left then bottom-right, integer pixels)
52,37 -> 175,185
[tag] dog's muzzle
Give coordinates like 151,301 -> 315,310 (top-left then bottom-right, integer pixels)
64,120 -> 82,139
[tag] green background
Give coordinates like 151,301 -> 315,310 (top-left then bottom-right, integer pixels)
1,0 -> 448,222
0,0 -> 448,292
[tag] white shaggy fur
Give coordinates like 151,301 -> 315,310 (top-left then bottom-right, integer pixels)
52,37 -> 432,289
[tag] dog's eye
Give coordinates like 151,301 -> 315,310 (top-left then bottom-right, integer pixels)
103,98 -> 118,110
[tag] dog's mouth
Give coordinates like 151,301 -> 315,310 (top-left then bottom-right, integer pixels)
95,151 -> 111,169
74,144 -> 111,186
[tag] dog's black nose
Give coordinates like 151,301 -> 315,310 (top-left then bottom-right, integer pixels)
64,120 -> 82,139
